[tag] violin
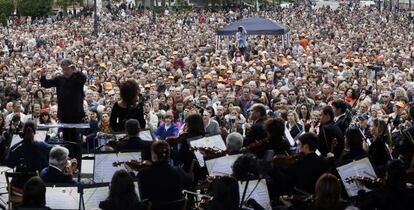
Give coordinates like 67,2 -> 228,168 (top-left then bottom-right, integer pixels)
166,132 -> 189,145
344,176 -> 384,189
279,194 -> 315,207
195,175 -> 223,190
272,153 -> 303,167
192,146 -> 227,156
112,160 -> 152,171
245,139 -> 269,152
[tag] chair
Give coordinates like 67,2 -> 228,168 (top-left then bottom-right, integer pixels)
4,172 -> 37,210
147,198 -> 187,210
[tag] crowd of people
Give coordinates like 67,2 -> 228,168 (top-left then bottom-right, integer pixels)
0,1 -> 413,210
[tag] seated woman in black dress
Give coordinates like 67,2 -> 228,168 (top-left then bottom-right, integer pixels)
7,120 -> 52,188
99,170 -> 145,210
14,176 -> 51,210
110,79 -> 145,132
206,176 -> 264,210
138,140 -> 192,210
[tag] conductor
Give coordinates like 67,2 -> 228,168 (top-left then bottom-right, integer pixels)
40,59 -> 86,159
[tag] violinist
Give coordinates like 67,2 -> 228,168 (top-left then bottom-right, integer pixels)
357,159 -> 414,210
317,106 -> 344,159
339,127 -> 368,164
247,118 -> 291,158
167,113 -> 205,172
368,119 -> 391,176
243,104 -> 267,147
6,120 -> 52,188
288,132 -> 329,194
138,140 -> 192,210
40,145 -> 78,184
392,105 -> 414,168
226,132 -> 244,154
115,119 -> 151,160
204,176 -> 265,210
282,173 -> 349,210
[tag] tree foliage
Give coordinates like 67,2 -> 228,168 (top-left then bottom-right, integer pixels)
0,0 -> 14,16
17,0 -> 54,17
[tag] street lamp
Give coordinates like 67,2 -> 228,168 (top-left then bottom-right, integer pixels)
94,0 -> 98,36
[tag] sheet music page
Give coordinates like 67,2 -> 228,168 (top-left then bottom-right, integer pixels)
82,159 -> 94,175
35,130 -> 48,142
83,186 -> 109,210
189,135 -> 226,167
239,179 -> 272,210
139,130 -> 153,142
205,154 -> 242,176
10,134 -> 22,148
46,187 -> 79,210
115,133 -> 126,140
94,152 -> 141,183
0,166 -> 12,194
336,157 -> 377,197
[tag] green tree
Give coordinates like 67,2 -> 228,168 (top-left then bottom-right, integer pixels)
0,13 -> 7,26
17,0 -> 54,17
0,0 -> 14,16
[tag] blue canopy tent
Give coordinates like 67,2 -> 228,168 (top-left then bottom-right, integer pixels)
215,17 -> 290,49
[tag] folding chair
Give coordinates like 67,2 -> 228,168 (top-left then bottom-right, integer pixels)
4,172 -> 37,210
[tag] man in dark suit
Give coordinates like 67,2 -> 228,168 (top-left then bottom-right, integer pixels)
138,141 -> 192,210
40,146 -> 77,184
332,99 -> 351,135
289,132 -> 330,194
243,103 -> 267,147
116,119 -> 151,160
40,59 -> 86,161
318,106 -> 345,159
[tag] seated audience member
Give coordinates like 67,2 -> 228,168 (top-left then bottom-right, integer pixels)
7,120 -> 52,188
15,176 -> 51,210
206,176 -> 264,210
40,146 -> 77,184
289,132 -> 330,194
226,132 -> 244,154
138,140 -> 192,210
99,170 -> 145,210
115,119 -> 150,160
153,112 -> 179,140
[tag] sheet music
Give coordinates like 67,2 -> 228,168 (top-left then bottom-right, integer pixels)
83,186 -> 109,210
115,133 -> 126,140
189,135 -> 227,167
205,154 -> 242,176
82,159 -> 94,175
10,134 -> 23,148
46,187 -> 79,210
239,179 -> 272,210
336,157 -> 377,197
35,130 -> 48,142
139,130 -> 153,142
94,152 -> 141,183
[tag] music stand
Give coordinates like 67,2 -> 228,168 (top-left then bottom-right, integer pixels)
78,182 -> 109,210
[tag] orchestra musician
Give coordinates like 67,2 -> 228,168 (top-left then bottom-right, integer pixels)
6,120 -> 52,188
204,176 -> 265,210
339,127 -> 368,163
285,110 -> 304,142
243,104 -> 267,147
226,132 -> 244,154
317,106 -> 345,160
114,119 -> 151,160
368,119 -> 392,176
110,79 -> 145,132
138,140 -> 192,210
288,132 -> 330,194
99,170 -> 145,210
40,145 -> 77,184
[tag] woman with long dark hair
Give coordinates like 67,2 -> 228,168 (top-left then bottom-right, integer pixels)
110,80 -> 145,132
99,170 -> 143,210
6,120 -> 52,188
16,176 -> 51,210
